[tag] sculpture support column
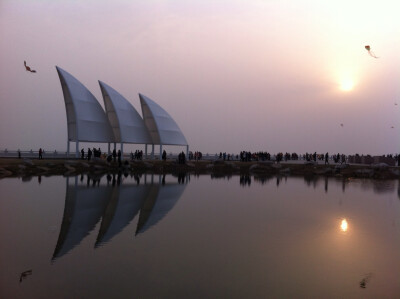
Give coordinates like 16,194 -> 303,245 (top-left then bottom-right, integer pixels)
75,141 -> 79,158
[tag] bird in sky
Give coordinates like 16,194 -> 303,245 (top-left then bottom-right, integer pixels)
19,269 -> 32,283
24,61 -> 36,73
340,123 -> 344,127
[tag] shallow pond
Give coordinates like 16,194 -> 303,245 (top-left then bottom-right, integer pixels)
0,174 -> 399,298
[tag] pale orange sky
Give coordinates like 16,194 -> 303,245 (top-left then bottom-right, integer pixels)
0,0 -> 399,155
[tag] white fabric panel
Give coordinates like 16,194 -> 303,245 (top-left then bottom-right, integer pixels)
99,81 -> 152,144
139,93 -> 188,145
56,67 -> 115,142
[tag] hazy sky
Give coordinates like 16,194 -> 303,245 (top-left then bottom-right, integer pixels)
1,0 -> 399,155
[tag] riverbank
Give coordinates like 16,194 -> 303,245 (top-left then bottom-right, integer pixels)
0,158 -> 399,180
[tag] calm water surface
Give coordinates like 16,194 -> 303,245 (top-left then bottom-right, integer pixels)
0,174 -> 399,298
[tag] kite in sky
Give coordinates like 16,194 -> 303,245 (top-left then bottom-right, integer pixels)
24,61 -> 36,73
365,45 -> 379,58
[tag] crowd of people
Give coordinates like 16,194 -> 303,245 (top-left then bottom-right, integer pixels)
80,148 -> 103,161
131,150 -> 144,161
26,147 -> 400,167
188,151 -> 203,161
178,151 -> 186,164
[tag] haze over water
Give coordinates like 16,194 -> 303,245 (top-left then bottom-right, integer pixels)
0,174 -> 399,298
1,0 -> 400,154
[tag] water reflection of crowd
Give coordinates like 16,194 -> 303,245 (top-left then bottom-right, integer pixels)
80,173 -> 102,187
75,173 -> 195,187
240,175 -> 251,186
79,172 -> 144,187
208,173 -> 398,196
177,172 -> 186,184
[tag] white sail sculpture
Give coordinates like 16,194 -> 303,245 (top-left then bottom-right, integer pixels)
56,67 -> 115,157
99,81 -> 152,154
56,67 -> 189,159
139,93 -> 188,158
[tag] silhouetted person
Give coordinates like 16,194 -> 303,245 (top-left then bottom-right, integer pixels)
87,148 -> 92,161
162,150 -> 167,161
178,151 -> 186,164
117,150 -> 122,167
325,152 -> 329,165
38,148 -> 43,159
81,148 -> 85,159
112,149 -> 117,162
18,149 -> 21,159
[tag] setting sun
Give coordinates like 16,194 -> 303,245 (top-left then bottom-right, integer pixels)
339,79 -> 354,91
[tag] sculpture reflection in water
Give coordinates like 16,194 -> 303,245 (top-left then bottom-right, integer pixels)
52,173 -> 188,261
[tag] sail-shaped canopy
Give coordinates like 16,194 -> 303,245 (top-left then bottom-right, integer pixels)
56,66 -> 115,142
99,81 -> 152,144
139,93 -> 188,145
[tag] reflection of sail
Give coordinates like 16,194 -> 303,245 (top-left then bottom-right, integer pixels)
136,182 -> 187,235
95,185 -> 152,247
53,175 -> 187,261
52,178 -> 112,261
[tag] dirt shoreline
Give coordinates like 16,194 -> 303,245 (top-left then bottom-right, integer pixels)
0,158 -> 399,180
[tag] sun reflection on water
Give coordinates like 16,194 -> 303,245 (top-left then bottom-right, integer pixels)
340,218 -> 348,232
